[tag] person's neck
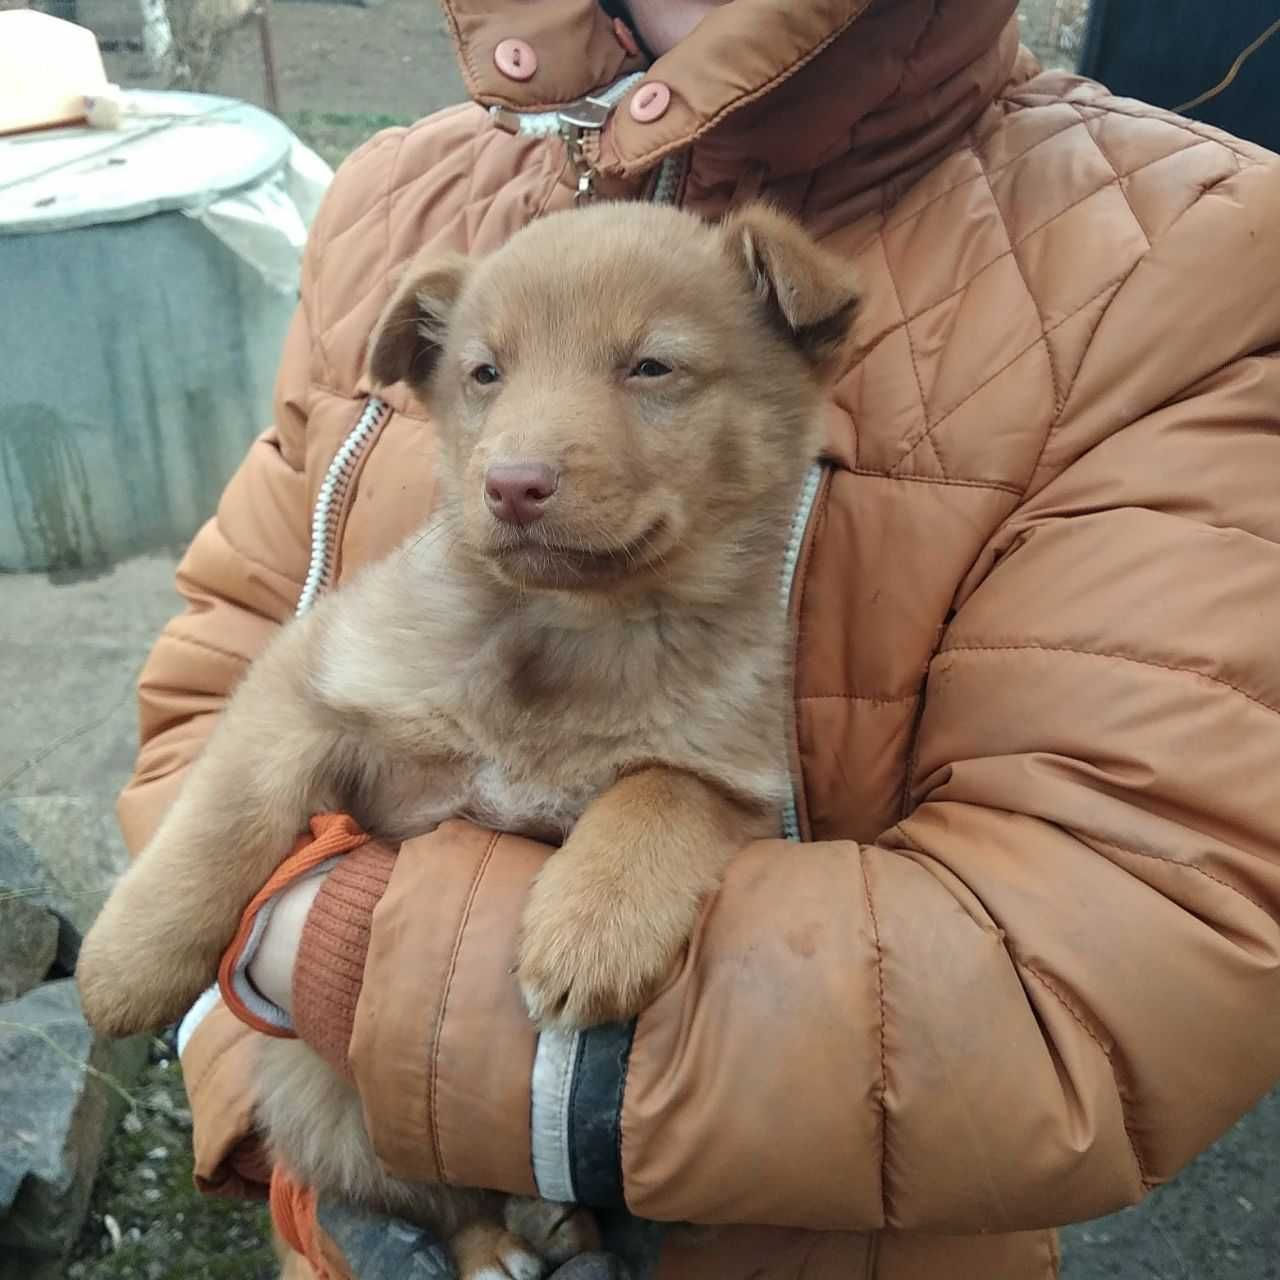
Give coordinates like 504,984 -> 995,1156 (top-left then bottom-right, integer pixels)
625,0 -> 731,57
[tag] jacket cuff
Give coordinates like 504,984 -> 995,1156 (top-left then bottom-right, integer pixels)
217,813 -> 373,1037
292,840 -> 397,1081
180,997 -> 272,1199
528,1021 -> 635,1209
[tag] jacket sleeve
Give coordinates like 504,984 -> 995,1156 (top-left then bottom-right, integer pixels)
607,335 -> 1280,1234
309,155 -> 1280,1233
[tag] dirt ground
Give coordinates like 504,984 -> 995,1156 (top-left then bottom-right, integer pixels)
86,0 -> 1087,168
92,0 -> 464,166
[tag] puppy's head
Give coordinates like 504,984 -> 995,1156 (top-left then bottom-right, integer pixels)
369,201 -> 858,599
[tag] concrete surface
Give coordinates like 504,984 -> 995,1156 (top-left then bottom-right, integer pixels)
2,553 -> 1278,1276
0,554 -> 185,829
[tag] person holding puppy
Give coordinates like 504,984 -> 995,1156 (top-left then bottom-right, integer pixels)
115,1 -> 1280,1277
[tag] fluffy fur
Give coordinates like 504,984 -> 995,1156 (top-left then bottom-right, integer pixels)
77,201 -> 859,1276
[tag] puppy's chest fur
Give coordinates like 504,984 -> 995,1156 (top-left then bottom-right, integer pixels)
313,553 -> 791,845
453,619 -> 776,840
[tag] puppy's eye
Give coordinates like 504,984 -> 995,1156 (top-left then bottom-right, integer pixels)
471,364 -> 501,386
630,358 -> 672,379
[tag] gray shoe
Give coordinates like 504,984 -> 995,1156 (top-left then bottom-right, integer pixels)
549,1252 -> 632,1280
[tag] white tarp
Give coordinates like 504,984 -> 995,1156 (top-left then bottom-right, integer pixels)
0,90 -> 333,298
185,137 -> 333,295
0,89 -> 333,573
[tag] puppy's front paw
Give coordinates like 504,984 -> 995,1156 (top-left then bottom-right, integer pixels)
77,906 -> 219,1038
516,854 -> 691,1029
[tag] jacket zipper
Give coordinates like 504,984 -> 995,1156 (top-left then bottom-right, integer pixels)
296,396 -> 390,616
489,72 -> 646,202
778,462 -> 824,841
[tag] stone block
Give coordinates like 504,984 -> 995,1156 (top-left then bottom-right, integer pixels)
0,796 -> 129,973
0,895 -> 58,1002
0,979 -> 146,1273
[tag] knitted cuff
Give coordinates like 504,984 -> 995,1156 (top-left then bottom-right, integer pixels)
292,840 -> 397,1082
217,813 -> 373,1039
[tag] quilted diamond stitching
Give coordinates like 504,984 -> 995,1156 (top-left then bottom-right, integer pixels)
1074,98 -> 1254,168
1020,162 -> 1241,496
885,114 -> 1088,234
973,131 -> 1061,412
877,230 -> 943,477
886,117 -> 1247,481
886,134 -> 1057,476
866,136 -> 1212,379
301,94 -> 1265,505
1074,105 -> 1151,252
315,120 -> 512,368
891,266 -> 1131,476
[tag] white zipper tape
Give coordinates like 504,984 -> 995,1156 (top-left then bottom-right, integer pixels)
779,462 -> 824,842
296,396 -> 388,616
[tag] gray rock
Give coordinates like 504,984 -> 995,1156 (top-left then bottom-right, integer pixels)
0,979 -> 146,1273
315,1200 -> 458,1278
0,895 -> 58,1001
0,795 -> 129,972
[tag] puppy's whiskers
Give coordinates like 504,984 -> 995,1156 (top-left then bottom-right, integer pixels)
396,519 -> 450,569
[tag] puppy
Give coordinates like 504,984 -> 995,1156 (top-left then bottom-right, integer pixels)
77,200 -> 860,1277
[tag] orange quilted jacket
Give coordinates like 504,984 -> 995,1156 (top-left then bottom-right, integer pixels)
118,2 -> 1280,1277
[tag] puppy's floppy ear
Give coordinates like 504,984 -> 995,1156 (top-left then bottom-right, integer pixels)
722,203 -> 860,375
367,251 -> 470,390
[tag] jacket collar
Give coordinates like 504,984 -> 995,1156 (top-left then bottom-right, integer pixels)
441,0 -> 1022,211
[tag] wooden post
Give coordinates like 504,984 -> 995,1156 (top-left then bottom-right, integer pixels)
138,0 -> 175,74
257,0 -> 280,115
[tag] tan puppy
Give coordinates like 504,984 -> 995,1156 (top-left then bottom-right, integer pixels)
77,200 -> 860,1277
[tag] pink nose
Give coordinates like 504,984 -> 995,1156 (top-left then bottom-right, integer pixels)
484,461 -> 559,526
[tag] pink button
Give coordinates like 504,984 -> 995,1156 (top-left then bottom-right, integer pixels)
493,38 -> 537,81
629,81 -> 671,123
